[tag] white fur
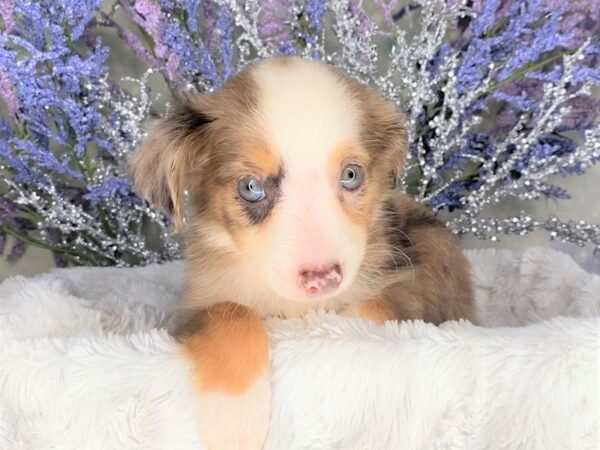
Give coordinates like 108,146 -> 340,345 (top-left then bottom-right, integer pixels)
253,59 -> 360,170
1,248 -> 599,449
195,371 -> 270,450
251,59 -> 366,302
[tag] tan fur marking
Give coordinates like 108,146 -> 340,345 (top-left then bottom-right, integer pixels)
182,302 -> 269,395
328,141 -> 369,171
343,176 -> 384,227
328,141 -> 378,226
246,146 -> 280,175
345,297 -> 397,325
359,297 -> 397,324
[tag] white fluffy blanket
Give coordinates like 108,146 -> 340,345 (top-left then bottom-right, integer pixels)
1,248 -> 599,449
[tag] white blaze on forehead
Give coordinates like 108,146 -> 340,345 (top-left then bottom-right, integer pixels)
245,59 -> 367,305
251,58 -> 362,169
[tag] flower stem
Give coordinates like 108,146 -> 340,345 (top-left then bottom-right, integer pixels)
486,50 -> 574,94
0,225 -> 98,265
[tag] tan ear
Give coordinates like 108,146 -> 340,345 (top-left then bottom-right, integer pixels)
128,92 -> 213,232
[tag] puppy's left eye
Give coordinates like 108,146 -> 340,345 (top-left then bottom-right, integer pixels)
340,164 -> 364,190
238,177 -> 266,202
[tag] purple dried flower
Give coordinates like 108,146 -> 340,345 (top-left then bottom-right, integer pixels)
0,70 -> 17,114
493,108 -> 518,133
526,66 -> 563,84
278,42 -> 299,56
121,28 -> 148,58
160,19 -> 218,85
84,177 -> 131,204
427,43 -> 451,77
12,138 -> 84,179
429,179 -> 483,212
0,197 -> 18,223
455,0 -> 556,93
0,0 -> 16,33
505,134 -> 580,179
434,133 -> 495,181
0,139 -> 35,183
497,8 -> 571,82
203,2 -> 219,50
545,0 -> 600,48
258,0 -> 295,48
542,185 -> 570,199
305,0 -> 327,32
472,0 -> 501,36
6,238 -> 26,264
491,79 -> 545,133
183,0 -> 201,32
217,5 -> 234,81
504,79 -> 544,101
561,96 -> 600,130
456,40 -> 492,94
493,91 -> 539,113
134,0 -> 168,58
340,1 -> 375,63
0,31 -> 111,158
13,0 -> 102,45
570,66 -> 600,86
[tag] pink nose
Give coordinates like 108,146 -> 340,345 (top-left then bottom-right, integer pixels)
297,264 -> 343,297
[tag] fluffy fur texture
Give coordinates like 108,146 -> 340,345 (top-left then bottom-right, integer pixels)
1,248 -> 599,449
129,56 -> 475,323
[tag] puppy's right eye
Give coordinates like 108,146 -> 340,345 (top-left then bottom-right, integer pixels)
237,177 -> 266,202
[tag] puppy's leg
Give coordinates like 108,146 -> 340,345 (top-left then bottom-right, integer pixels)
178,302 -> 270,450
342,296 -> 397,325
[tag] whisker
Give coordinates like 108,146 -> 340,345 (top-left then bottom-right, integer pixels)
365,240 -> 416,283
385,226 -> 415,248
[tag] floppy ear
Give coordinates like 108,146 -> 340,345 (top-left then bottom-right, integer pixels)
128,92 -> 214,231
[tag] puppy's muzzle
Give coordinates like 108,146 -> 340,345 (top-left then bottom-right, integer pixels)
297,264 -> 343,297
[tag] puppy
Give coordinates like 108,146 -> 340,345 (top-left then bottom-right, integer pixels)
129,56 -> 475,450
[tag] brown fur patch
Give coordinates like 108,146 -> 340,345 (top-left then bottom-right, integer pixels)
378,194 -> 476,324
180,303 -> 269,395
128,107 -> 210,231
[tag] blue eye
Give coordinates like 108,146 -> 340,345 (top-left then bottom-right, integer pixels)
237,177 -> 266,202
340,164 -> 364,190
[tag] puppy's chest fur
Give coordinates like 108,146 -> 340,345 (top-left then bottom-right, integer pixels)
178,193 -> 475,325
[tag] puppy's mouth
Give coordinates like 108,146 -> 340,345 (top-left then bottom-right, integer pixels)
296,263 -> 343,299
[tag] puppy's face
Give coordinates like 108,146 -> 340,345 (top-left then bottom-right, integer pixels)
130,57 -> 406,303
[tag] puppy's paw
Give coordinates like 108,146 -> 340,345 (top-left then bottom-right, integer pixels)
197,372 -> 270,450
179,302 -> 271,450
